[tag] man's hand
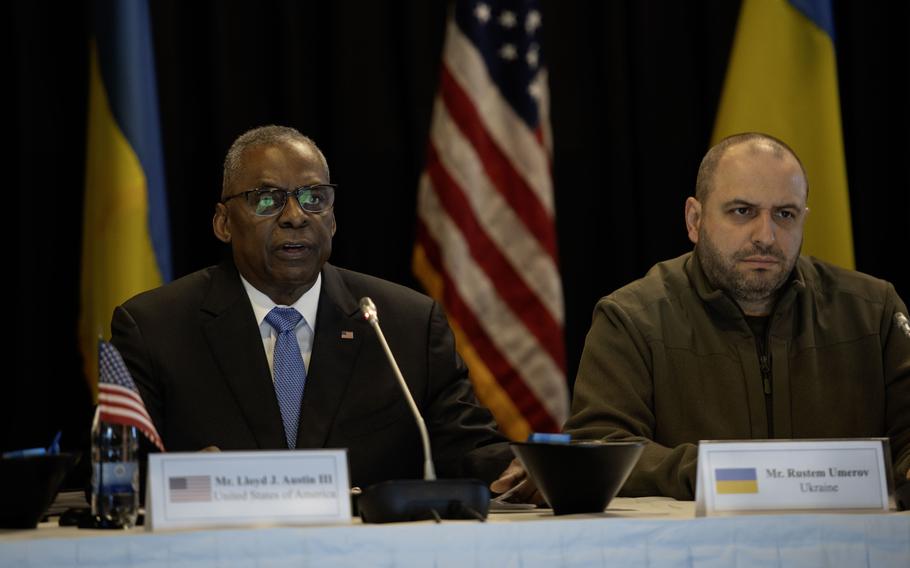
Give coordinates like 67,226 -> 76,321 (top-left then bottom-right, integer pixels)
490,458 -> 547,505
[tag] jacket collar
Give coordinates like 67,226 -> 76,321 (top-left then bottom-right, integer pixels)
200,260 -> 288,449
295,263 -> 369,449
200,261 -> 372,450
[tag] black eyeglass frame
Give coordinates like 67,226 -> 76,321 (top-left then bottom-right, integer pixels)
222,183 -> 338,216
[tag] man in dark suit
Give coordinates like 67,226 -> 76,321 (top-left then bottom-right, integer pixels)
111,125 -> 510,490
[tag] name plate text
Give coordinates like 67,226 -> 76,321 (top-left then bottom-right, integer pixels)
695,439 -> 891,516
147,450 -> 351,530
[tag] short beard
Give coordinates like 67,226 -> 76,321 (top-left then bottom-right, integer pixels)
696,229 -> 798,306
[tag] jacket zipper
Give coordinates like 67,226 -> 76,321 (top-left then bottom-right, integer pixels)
760,354 -> 771,395
742,308 -> 776,438
759,343 -> 773,438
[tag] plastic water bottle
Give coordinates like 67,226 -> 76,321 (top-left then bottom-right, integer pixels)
91,413 -> 139,528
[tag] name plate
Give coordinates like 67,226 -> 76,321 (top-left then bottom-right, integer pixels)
695,439 -> 891,516
146,450 -> 351,530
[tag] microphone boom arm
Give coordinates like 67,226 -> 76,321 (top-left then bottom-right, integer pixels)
360,298 -> 436,480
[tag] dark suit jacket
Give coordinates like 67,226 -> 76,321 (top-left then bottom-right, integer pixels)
111,262 -> 509,489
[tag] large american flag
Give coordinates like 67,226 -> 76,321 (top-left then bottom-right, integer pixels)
98,339 -> 166,451
414,0 -> 568,439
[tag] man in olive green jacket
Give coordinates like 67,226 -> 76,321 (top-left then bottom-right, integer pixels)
566,250 -> 909,499
494,132 -> 910,501
564,133 -> 910,499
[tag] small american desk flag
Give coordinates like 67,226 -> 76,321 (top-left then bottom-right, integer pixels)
98,339 -> 165,451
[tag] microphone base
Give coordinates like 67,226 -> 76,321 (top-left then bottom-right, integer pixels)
358,479 -> 490,523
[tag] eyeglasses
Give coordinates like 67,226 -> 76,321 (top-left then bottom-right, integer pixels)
222,184 -> 337,216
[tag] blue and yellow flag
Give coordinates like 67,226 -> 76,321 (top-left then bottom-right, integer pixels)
712,0 -> 853,268
80,0 -> 171,397
715,467 -> 759,494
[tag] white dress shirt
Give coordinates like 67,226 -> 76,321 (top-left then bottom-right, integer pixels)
240,273 -> 321,378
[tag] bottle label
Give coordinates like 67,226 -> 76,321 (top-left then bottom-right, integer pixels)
93,462 -> 138,494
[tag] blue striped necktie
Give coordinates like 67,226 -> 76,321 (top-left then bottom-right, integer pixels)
265,307 -> 307,449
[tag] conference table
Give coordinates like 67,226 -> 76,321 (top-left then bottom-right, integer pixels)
1,498 -> 908,567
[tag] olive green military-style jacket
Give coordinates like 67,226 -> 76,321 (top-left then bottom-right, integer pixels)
565,252 -> 910,500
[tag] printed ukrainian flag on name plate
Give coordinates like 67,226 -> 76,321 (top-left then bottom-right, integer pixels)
715,467 -> 759,494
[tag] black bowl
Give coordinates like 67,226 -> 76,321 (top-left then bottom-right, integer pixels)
511,440 -> 644,515
0,453 -> 75,528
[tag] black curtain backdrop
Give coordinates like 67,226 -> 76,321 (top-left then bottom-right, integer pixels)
10,1 -> 909,464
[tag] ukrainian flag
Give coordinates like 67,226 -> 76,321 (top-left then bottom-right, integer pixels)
712,0 -> 853,268
80,0 -> 171,398
715,467 -> 759,494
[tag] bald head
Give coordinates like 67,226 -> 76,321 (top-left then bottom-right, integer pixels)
695,132 -> 808,205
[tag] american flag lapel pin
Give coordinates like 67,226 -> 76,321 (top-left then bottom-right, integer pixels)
340,330 -> 354,340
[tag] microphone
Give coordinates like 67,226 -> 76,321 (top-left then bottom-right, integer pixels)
359,297 -> 435,481
355,297 -> 489,523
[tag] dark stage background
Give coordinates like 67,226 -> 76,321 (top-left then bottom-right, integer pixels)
9,1 -> 910,466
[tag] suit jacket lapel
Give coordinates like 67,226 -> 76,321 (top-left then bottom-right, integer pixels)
201,262 -> 287,449
296,263 -> 367,448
